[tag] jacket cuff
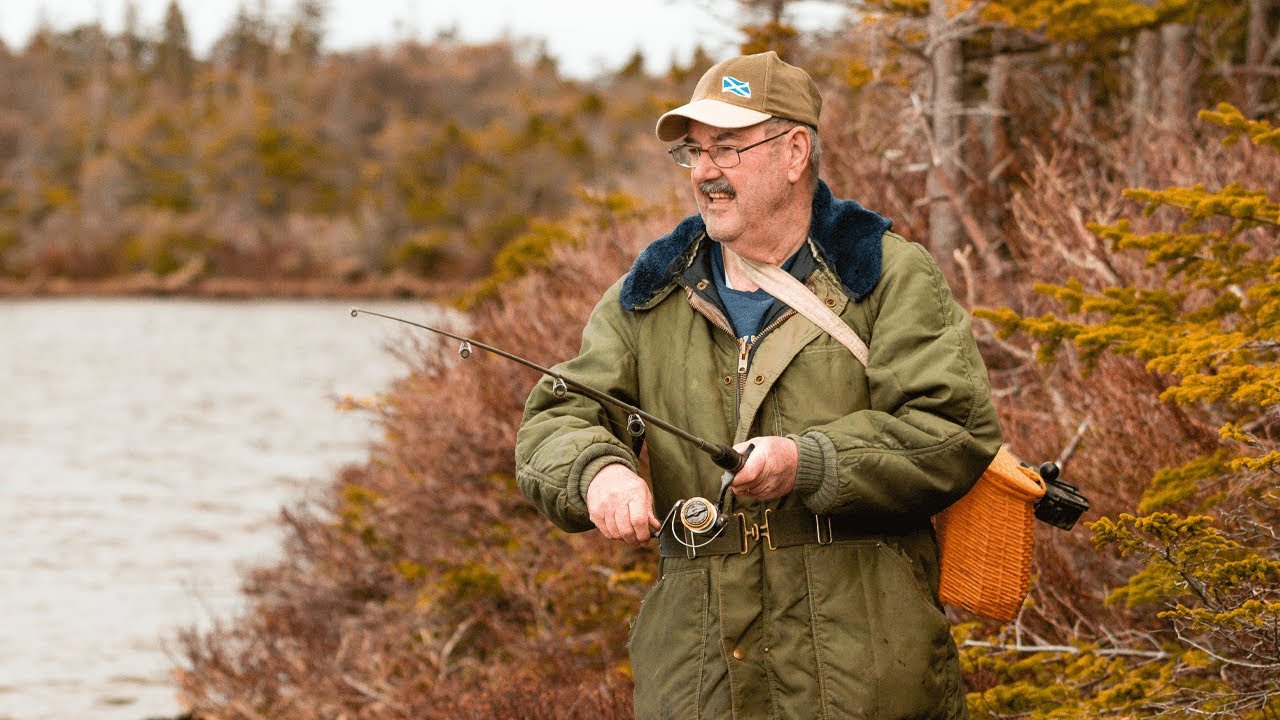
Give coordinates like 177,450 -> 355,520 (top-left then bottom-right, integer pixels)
790,431 -> 840,514
570,443 -> 637,516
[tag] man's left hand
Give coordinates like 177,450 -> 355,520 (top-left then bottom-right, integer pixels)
729,436 -> 798,501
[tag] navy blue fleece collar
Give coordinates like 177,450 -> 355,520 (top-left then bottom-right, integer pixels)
620,180 -> 891,311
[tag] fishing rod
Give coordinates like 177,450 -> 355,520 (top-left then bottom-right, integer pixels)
349,307 -> 750,474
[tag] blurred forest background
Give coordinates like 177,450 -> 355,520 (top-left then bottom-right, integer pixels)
0,0 -> 687,297
7,0 -> 1277,717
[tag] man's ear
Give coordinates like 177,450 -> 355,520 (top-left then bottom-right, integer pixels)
785,127 -> 811,184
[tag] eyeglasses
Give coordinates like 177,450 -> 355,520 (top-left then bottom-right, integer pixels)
667,130 -> 791,169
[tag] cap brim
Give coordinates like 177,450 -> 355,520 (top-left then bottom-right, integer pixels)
655,99 -> 772,142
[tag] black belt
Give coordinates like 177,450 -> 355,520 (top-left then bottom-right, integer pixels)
658,507 -> 893,558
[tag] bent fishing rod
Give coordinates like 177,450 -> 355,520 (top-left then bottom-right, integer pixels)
349,307 -> 750,475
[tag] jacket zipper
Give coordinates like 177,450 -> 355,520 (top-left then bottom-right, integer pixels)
736,336 -> 752,400
738,310 -> 795,401
685,288 -> 735,337
685,285 -> 796,419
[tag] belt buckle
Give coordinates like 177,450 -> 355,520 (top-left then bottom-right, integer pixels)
815,514 -> 833,545
761,509 -> 776,550
736,510 -> 777,553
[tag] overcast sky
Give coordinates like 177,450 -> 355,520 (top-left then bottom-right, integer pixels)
0,1 -> 850,79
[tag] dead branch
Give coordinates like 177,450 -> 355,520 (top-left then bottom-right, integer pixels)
962,639 -> 1169,659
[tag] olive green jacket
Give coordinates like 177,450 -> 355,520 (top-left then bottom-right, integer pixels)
516,182 -> 1001,719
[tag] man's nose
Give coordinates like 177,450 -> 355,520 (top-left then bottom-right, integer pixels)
690,151 -> 722,183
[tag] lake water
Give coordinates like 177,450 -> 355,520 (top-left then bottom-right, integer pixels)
0,298 -> 445,720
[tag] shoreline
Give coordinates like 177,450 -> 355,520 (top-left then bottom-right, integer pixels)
0,273 -> 469,302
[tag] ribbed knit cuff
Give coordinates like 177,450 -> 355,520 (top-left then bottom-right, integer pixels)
571,445 -> 637,516
790,432 -> 827,497
790,430 -> 842,514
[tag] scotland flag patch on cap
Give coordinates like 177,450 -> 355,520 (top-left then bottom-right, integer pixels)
721,76 -> 751,98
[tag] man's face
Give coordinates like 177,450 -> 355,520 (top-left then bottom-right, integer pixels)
682,120 -> 790,248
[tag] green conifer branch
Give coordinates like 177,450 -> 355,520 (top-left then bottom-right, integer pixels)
978,100 -> 1279,714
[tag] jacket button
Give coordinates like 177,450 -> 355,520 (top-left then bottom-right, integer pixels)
732,647 -> 745,660
753,375 -> 764,384
696,279 -> 709,290
722,376 -> 732,385
825,297 -> 837,307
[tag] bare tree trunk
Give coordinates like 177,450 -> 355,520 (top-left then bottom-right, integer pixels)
85,29 -> 109,159
1246,0 -> 1271,115
767,0 -> 785,25
1159,23 -> 1195,135
1130,29 -> 1160,185
927,0 -> 963,272
983,44 -> 1011,247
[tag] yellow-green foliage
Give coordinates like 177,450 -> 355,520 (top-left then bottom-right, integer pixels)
739,21 -> 800,56
1201,103 -> 1280,152
962,635 -> 1199,718
842,60 -> 876,91
1139,452 -> 1229,513
122,231 -> 213,276
976,104 -> 1280,716
459,191 -> 646,309
440,562 -> 507,607
39,183 -> 78,213
982,0 -> 1190,42
1090,513 -> 1237,608
387,230 -> 448,277
459,218 -> 578,309
0,230 -> 20,276
865,0 -> 929,15
119,110 -> 196,212
337,483 -> 395,558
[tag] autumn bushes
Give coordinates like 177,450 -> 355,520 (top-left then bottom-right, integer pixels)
177,201 -> 675,718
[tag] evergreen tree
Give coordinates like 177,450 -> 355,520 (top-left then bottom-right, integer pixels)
978,104 -> 1280,717
287,0 -> 327,66
213,4 -> 273,77
156,0 -> 193,93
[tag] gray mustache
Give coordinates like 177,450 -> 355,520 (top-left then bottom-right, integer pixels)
699,179 -> 736,198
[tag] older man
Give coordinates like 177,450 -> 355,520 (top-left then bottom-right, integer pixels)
516,51 -> 1001,719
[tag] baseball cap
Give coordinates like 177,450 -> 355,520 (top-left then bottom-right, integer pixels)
655,51 -> 822,142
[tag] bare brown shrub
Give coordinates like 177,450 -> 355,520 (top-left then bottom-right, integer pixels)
176,205 -> 680,718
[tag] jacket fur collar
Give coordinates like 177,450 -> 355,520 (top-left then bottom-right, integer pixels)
620,180 -> 892,311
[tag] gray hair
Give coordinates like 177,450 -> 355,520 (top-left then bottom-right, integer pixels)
765,117 -> 821,189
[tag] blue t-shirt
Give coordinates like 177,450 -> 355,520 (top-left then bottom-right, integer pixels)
710,242 -> 800,338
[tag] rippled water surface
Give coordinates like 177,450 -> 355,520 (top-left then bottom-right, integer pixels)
0,298 -> 442,720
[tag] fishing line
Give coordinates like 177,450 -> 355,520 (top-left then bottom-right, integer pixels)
350,307 -> 749,474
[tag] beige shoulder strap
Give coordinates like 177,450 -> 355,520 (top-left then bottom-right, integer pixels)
728,249 -> 870,367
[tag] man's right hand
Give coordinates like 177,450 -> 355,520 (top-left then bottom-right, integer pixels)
586,464 -> 661,546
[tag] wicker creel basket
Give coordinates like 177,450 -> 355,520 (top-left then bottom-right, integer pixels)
934,447 -> 1047,622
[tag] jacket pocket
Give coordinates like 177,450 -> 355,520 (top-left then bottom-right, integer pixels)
806,540 -> 962,720
629,568 -> 709,720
